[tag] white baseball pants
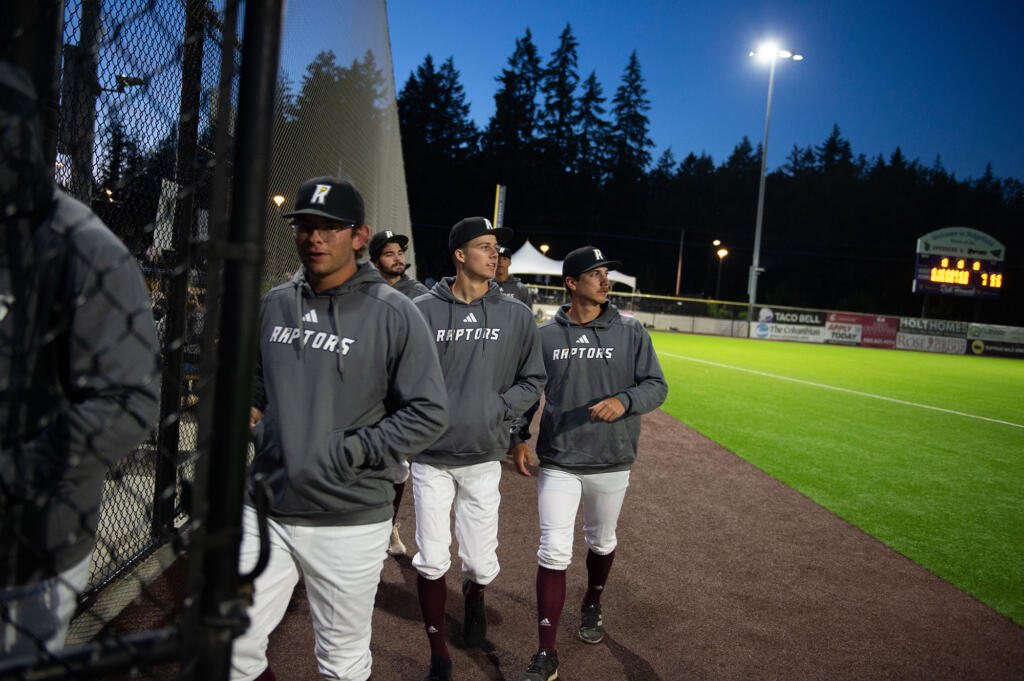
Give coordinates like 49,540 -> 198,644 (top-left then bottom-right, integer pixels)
410,460 -> 501,584
0,551 -> 91,655
230,506 -> 390,681
537,468 -> 631,571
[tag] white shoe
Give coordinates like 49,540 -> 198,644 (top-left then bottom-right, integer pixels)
388,522 -> 406,556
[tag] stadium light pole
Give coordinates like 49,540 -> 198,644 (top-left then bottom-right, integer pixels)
747,43 -> 802,327
715,248 -> 729,299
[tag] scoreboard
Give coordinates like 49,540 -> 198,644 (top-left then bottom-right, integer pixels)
913,227 -> 1005,300
913,254 -> 1004,299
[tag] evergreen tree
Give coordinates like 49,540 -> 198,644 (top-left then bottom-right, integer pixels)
816,124 -> 855,175
399,54 -> 478,163
723,136 -> 758,174
575,70 -> 609,184
540,23 -> 581,172
608,50 -> 653,183
483,28 -> 542,154
783,144 -> 816,176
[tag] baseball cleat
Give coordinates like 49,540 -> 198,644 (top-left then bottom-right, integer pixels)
388,522 -> 406,556
423,655 -> 452,681
462,580 -> 487,648
520,648 -> 559,681
578,601 -> 604,644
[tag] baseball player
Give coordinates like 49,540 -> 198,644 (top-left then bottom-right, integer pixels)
515,246 -> 667,681
411,217 -> 545,681
232,177 -> 449,681
367,229 -> 430,557
494,245 -> 540,466
1,62 -> 159,654
368,229 -> 430,299
494,244 -> 533,307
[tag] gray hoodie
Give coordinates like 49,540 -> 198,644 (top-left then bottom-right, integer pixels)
495,276 -> 533,308
413,277 -> 545,466
251,262 -> 448,526
537,303 -> 667,473
393,273 -> 430,299
1,63 -> 159,585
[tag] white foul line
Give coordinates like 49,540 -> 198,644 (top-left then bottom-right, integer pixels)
658,351 -> 1024,430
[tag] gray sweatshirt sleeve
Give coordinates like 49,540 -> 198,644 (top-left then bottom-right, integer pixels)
614,322 -> 667,416
4,217 -> 159,493
252,302 -> 267,412
347,302 -> 449,469
499,311 -> 546,420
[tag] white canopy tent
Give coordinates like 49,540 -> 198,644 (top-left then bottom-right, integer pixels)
507,241 -> 638,290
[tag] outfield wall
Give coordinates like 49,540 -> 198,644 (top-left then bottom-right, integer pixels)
532,299 -> 1024,359
749,306 -> 1024,358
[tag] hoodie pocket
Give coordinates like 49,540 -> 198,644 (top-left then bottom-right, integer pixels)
328,429 -> 368,482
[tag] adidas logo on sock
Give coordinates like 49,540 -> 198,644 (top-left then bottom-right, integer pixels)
463,312 -> 479,323
302,309 -> 319,323
426,625 -> 438,634
576,334 -> 590,344
539,618 -> 551,627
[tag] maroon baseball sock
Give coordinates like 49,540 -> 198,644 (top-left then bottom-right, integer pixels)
537,565 -> 566,652
417,574 -> 450,659
392,481 -> 405,519
464,579 -> 486,605
584,548 -> 615,603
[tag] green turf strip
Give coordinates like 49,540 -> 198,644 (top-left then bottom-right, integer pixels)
651,332 -> 1024,625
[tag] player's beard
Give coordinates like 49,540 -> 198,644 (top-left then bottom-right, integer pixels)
383,262 -> 405,277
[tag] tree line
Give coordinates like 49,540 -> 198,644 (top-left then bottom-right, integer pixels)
91,23 -> 1024,325
395,24 -> 1023,324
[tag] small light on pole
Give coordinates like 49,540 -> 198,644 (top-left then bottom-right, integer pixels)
272,195 -> 285,208
539,244 -> 550,255
716,248 -> 729,300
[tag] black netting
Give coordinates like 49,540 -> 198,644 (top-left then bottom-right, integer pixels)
2,0 -> 241,677
3,0 -> 412,677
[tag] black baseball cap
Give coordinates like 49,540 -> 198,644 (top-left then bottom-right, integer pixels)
496,245 -> 512,258
563,245 -> 622,279
283,176 -> 365,225
448,216 -> 512,252
368,230 -> 409,260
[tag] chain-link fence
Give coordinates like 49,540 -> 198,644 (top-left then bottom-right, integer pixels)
1,0 -> 265,677
3,0 -> 418,677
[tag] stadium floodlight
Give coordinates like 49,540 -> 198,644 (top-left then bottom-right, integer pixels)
747,42 -> 803,327
540,244 -> 550,254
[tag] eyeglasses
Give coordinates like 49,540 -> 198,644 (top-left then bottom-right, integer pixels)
290,220 -> 356,241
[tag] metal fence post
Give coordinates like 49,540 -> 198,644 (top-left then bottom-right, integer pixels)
153,0 -> 207,538
181,0 -> 282,677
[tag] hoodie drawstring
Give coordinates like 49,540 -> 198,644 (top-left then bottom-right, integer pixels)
331,296 -> 344,377
294,283 -> 305,360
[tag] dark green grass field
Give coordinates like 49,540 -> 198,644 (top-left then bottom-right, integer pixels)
651,332 -> 1024,625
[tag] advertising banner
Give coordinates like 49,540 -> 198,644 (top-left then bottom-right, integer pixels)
967,323 -> 1024,344
896,332 -> 967,355
755,307 -> 825,326
824,321 -> 862,345
966,339 -> 1024,358
825,312 -> 898,348
898,317 -> 969,338
750,322 -> 826,343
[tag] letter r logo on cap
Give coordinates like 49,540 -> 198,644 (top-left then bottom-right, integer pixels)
593,248 -> 604,260
311,184 -> 332,205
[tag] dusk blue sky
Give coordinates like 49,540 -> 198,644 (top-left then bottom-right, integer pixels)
279,0 -> 1023,183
